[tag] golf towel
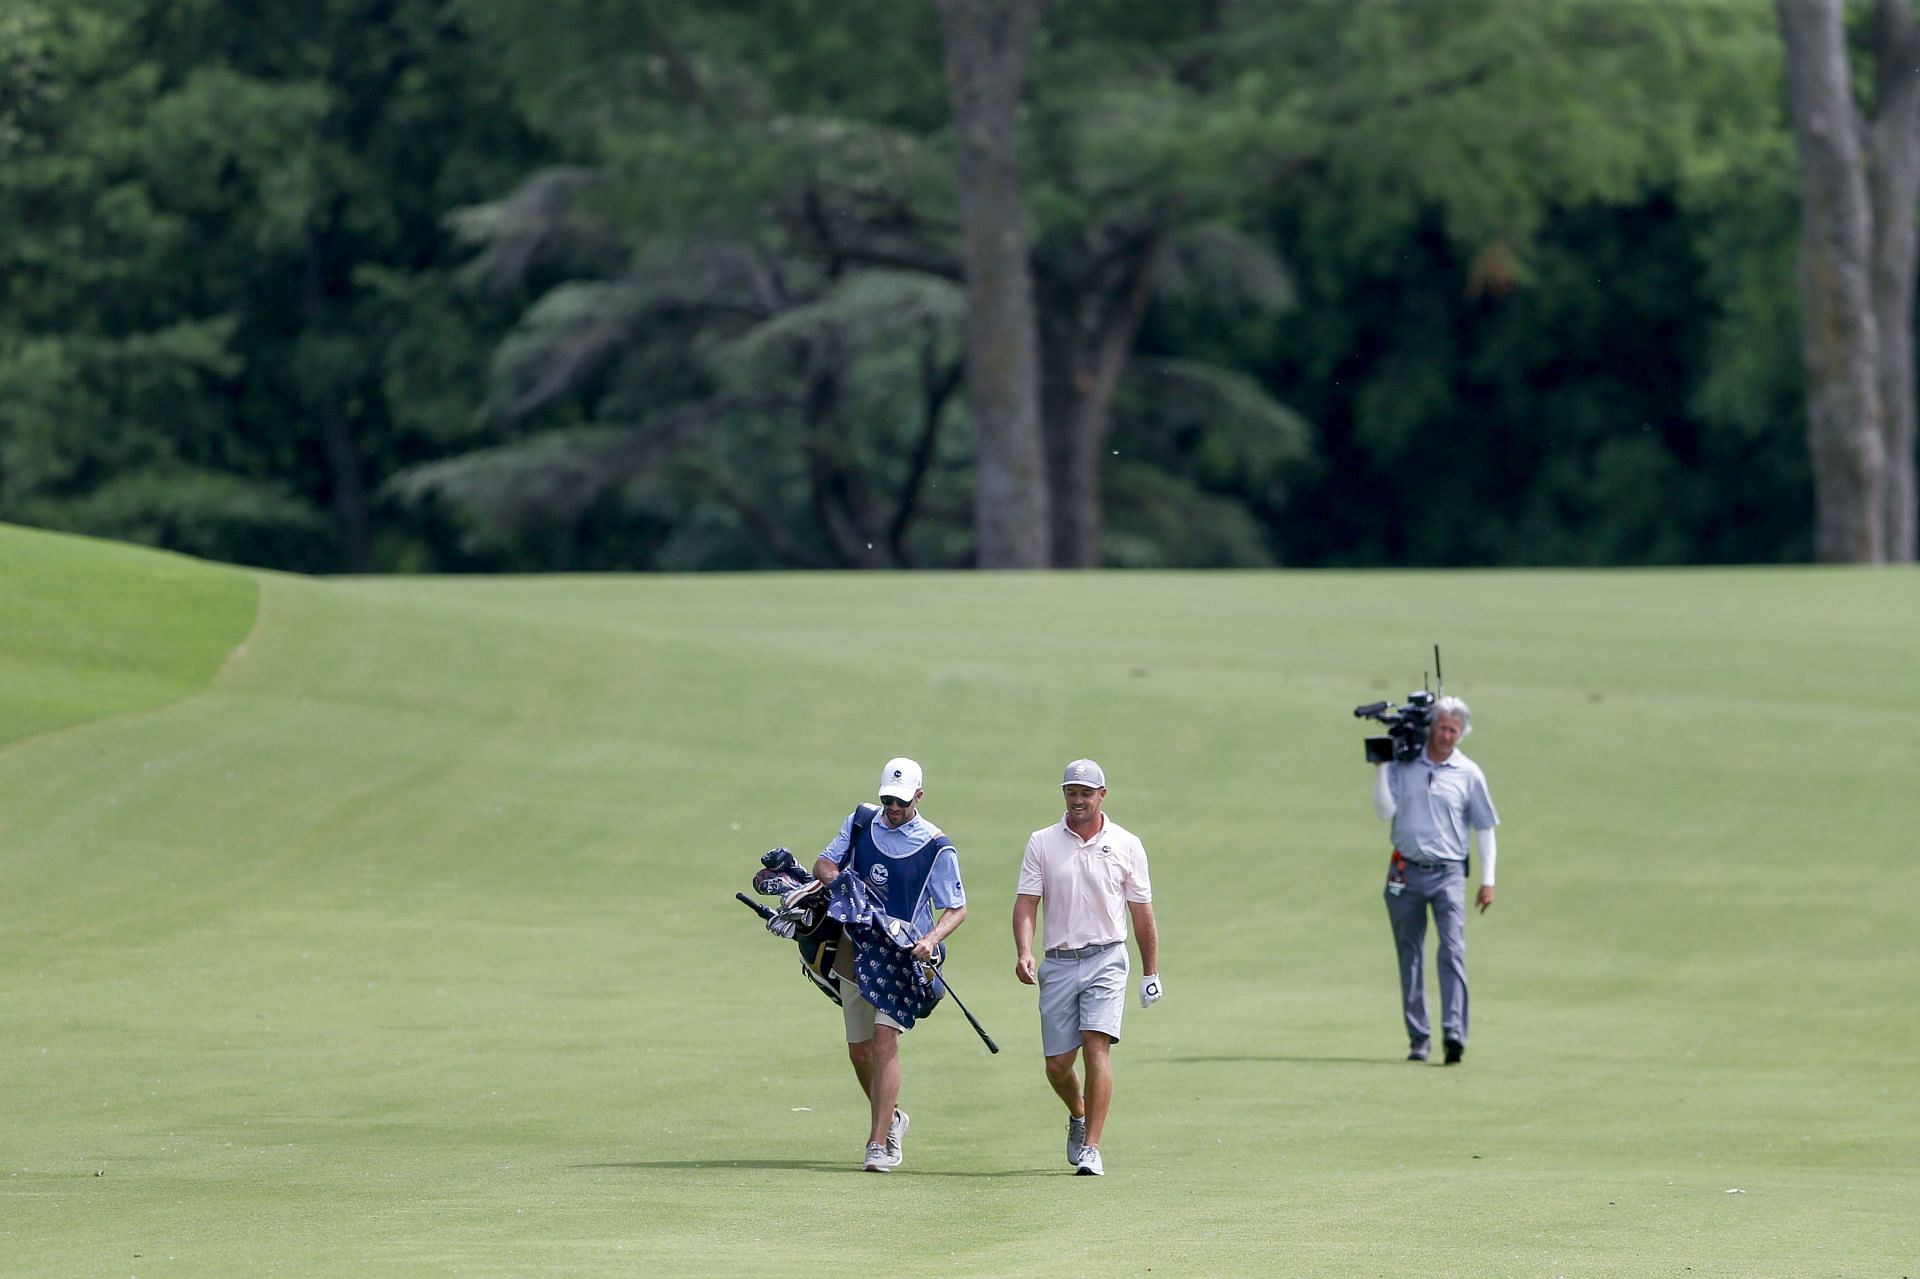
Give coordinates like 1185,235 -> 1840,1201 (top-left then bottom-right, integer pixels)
826,872 -> 942,1029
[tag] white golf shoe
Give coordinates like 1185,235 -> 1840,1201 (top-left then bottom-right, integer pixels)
887,1108 -> 910,1166
863,1142 -> 898,1173
1066,1114 -> 1087,1166
1074,1145 -> 1104,1176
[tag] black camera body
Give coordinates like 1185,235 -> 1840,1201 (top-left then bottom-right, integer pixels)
1354,646 -> 1447,764
1354,690 -> 1436,764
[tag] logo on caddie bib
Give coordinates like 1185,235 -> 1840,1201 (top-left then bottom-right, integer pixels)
868,863 -> 890,891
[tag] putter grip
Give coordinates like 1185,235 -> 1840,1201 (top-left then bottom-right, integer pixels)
735,892 -> 775,920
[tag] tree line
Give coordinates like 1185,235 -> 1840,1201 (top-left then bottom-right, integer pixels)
1,0 -> 1913,572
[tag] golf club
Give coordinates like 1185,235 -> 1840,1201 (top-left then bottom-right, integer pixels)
921,958 -> 1000,1054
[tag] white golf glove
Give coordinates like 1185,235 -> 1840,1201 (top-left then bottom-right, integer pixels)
1139,973 -> 1162,1009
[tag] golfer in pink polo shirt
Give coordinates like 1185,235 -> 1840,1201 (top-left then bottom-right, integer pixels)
1011,759 -> 1160,1177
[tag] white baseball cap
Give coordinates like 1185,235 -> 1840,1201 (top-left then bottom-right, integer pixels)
1061,758 -> 1106,789
878,757 -> 923,800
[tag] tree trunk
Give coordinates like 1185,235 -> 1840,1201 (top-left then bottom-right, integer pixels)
1867,0 -> 1920,561
1777,0 -> 1888,563
303,229 -> 374,572
1039,230 -> 1165,567
319,411 -> 373,571
936,0 -> 1051,569
887,337 -> 964,566
1038,323 -> 1103,569
800,363 -> 888,567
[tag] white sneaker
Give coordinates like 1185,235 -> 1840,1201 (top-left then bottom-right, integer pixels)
863,1142 -> 898,1173
1066,1114 -> 1087,1166
1075,1145 -> 1104,1176
887,1109 -> 910,1165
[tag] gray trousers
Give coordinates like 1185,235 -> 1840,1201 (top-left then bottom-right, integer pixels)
1383,857 -> 1468,1046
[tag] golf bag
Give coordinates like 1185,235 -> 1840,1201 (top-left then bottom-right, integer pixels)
749,848 -> 844,1006
742,844 -> 944,1026
823,866 -> 944,1030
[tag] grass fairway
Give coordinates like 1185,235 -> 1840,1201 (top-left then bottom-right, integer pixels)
0,525 -> 257,749
1,525 -> 1915,1277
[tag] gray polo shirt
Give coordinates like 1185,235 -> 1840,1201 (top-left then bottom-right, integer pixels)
1387,749 -> 1499,862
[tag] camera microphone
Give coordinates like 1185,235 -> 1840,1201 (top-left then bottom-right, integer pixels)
1353,701 -> 1391,718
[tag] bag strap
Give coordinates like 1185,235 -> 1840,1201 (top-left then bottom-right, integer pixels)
847,804 -> 875,876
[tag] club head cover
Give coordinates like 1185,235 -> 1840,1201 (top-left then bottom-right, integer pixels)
779,880 -> 825,911
752,866 -> 811,897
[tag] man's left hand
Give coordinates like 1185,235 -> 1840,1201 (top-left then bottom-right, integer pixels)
1139,974 -> 1162,1008
1476,885 -> 1495,914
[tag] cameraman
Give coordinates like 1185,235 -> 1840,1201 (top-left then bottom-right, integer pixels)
1370,695 -> 1499,1065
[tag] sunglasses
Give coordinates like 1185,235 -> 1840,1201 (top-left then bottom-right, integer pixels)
877,795 -> 914,808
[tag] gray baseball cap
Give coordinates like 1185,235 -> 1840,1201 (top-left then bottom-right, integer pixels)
1061,758 -> 1106,789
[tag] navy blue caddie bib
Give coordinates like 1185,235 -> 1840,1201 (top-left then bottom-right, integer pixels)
847,805 -> 952,935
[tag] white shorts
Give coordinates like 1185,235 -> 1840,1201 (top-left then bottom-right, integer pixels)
838,973 -> 906,1042
1037,941 -> 1128,1056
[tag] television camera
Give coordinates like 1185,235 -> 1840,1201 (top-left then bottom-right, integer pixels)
1353,646 -> 1446,764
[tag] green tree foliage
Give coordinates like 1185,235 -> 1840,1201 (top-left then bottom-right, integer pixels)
1274,199 -> 1810,567
0,3 -> 58,153
391,218 -> 976,568
1249,0 -> 1809,565
0,0 -> 549,570
430,0 -> 1816,570
417,0 -> 1317,569
0,0 -> 1875,571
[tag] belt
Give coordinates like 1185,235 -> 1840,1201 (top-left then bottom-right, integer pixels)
1394,848 -> 1460,871
1045,941 -> 1122,960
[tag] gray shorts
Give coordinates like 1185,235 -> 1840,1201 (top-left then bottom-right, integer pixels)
1037,941 -> 1128,1056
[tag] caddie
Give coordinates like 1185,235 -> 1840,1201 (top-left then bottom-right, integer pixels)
810,757 -> 967,1173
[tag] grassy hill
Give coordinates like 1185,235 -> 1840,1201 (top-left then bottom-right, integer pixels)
1,524 -> 1914,1276
0,525 -> 257,749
